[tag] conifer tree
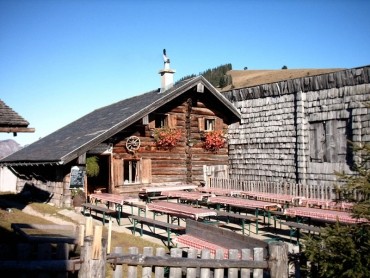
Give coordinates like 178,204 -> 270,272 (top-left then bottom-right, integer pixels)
304,110 -> 370,277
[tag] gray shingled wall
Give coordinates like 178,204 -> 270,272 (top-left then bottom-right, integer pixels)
225,67 -> 370,188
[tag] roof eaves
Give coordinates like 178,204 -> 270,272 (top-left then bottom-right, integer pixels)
58,76 -> 241,164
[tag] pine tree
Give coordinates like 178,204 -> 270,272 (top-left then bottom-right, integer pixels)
304,118 -> 370,277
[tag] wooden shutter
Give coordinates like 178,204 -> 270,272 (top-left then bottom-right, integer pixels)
167,114 -> 177,128
113,158 -> 123,186
215,118 -> 223,131
148,119 -> 155,129
198,117 -> 205,131
336,120 -> 348,163
141,158 -> 152,184
142,115 -> 149,125
310,122 -> 325,162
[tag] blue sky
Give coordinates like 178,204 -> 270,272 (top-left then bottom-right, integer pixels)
1,0 -> 369,146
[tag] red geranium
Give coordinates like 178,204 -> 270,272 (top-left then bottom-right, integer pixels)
153,128 -> 182,149
203,130 -> 225,152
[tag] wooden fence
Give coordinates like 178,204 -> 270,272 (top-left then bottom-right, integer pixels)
81,236 -> 289,278
0,237 -> 289,278
209,177 -> 338,200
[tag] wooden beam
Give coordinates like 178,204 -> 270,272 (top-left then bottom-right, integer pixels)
0,127 -> 35,133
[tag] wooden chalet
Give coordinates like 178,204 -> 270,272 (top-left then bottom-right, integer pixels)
0,56 -> 240,207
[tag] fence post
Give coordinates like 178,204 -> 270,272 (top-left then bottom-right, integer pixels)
154,247 -> 166,277
78,236 -> 107,278
142,247 -> 153,277
253,247 -> 264,278
240,248 -> 251,277
200,249 -> 211,278
186,248 -> 198,278
112,246 -> 123,278
213,249 -> 225,278
127,247 -> 138,278
268,242 -> 288,278
228,249 -> 239,278
169,248 -> 182,278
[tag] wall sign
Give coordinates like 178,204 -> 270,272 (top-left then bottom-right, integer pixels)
69,166 -> 85,189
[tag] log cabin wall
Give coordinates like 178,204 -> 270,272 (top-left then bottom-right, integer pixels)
111,90 -> 230,188
224,66 -> 370,188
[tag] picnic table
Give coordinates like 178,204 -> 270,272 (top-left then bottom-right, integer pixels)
241,191 -> 305,207
284,207 -> 368,224
11,223 -> 77,244
147,201 -> 217,222
301,198 -> 354,211
161,190 -> 211,205
89,193 -> 138,224
207,196 -> 281,211
207,196 -> 282,234
198,187 -> 242,196
139,184 -> 198,202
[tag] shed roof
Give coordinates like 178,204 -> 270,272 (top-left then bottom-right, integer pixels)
0,99 -> 35,134
0,76 -> 240,166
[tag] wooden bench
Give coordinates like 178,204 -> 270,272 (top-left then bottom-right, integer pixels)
175,219 -> 268,258
283,221 -> 321,248
129,215 -> 186,247
212,210 -> 258,235
82,203 -> 117,225
126,201 -> 147,217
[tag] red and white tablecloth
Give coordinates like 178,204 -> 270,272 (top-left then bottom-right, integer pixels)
284,207 -> 367,224
161,190 -> 210,201
198,187 -> 242,196
207,196 -> 281,210
89,193 -> 137,206
147,201 -> 217,220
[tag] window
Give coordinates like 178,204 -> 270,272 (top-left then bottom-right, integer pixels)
155,114 -> 168,128
309,120 -> 350,163
199,117 -> 216,131
123,160 -> 140,184
205,118 -> 215,131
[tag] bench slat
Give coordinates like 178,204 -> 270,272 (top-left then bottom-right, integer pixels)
129,215 -> 185,231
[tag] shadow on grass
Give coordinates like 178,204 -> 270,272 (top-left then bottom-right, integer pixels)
0,182 -> 53,210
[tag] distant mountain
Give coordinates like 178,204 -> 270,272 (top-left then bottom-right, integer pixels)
0,139 -> 22,159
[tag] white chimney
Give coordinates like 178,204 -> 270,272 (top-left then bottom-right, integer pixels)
159,49 -> 175,92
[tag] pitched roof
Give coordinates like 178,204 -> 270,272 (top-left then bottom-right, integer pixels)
220,68 -> 344,91
0,76 -> 240,166
0,99 -> 35,133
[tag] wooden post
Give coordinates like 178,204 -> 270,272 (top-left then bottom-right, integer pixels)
142,247 -> 153,277
154,247 -> 166,277
113,246 -> 123,278
268,242 -> 288,278
86,217 -> 93,236
92,226 -> 103,259
78,236 -> 107,278
200,249 -> 211,278
169,248 -> 182,278
240,248 -> 251,277
127,247 -> 138,277
79,224 -> 85,246
213,249 -> 225,278
107,220 -> 112,254
228,249 -> 239,278
253,247 -> 264,278
186,248 -> 198,278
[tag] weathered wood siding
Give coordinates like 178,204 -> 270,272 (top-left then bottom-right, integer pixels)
112,90 -> 230,186
224,66 -> 370,187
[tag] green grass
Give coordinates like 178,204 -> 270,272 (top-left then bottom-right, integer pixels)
0,192 -> 166,277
